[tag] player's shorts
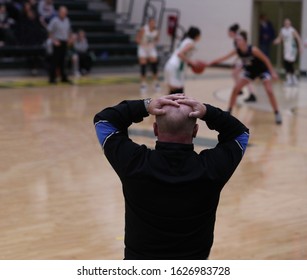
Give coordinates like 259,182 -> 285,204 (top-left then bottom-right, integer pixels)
138,46 -> 158,59
233,58 -> 243,69
241,69 -> 271,81
164,62 -> 185,88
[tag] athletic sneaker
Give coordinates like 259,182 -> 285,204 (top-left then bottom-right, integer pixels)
275,112 -> 282,125
284,80 -> 293,87
292,75 -> 299,87
140,83 -> 147,94
154,83 -> 161,93
244,93 -> 257,102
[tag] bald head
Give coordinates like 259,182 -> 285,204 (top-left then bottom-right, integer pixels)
154,104 -> 198,143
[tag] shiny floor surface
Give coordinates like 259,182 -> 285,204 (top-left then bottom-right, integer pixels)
0,68 -> 307,259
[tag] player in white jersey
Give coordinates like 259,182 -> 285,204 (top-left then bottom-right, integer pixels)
136,17 -> 160,93
164,26 -> 201,94
274,18 -> 303,86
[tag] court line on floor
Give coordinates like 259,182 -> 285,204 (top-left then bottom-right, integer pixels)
0,76 -> 139,89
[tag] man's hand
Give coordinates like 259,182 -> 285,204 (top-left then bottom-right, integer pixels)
177,97 -> 207,119
147,94 -> 184,115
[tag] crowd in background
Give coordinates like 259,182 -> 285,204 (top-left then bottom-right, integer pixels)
0,0 -> 92,78
0,0 -> 55,47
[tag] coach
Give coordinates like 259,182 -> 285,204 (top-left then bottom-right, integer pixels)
94,95 -> 249,260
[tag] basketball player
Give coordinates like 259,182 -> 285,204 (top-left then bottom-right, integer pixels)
274,18 -> 303,87
94,94 -> 249,260
164,26 -> 201,94
136,17 -> 160,93
228,23 -> 256,102
208,31 -> 282,125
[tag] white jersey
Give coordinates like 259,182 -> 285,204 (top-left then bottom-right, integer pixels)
166,38 -> 195,68
281,26 -> 297,62
164,38 -> 196,88
140,24 -> 158,48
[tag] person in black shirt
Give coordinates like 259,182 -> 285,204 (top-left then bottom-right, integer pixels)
228,23 -> 256,102
94,94 -> 249,260
259,14 -> 275,58
208,30 -> 282,125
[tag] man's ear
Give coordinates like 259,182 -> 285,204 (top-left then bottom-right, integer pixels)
153,122 -> 158,137
192,123 -> 199,138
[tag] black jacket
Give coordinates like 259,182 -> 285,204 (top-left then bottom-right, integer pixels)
94,100 -> 249,260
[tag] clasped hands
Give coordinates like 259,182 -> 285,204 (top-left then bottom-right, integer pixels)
147,94 -> 207,119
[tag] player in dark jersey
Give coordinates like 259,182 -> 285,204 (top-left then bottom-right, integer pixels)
208,31 -> 282,125
228,24 -> 256,102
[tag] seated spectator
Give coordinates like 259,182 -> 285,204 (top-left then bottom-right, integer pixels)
38,0 -> 55,28
71,30 -> 93,76
18,1 -> 46,46
28,0 -> 38,11
18,1 -> 47,74
4,1 -> 23,22
0,4 -> 18,45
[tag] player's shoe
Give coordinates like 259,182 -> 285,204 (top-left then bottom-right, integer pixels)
244,93 -> 257,102
292,75 -> 299,87
275,112 -> 282,125
140,83 -> 147,94
154,83 -> 161,93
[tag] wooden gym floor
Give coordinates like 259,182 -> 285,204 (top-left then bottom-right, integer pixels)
0,68 -> 306,260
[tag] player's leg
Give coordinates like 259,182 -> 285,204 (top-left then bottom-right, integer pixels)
288,61 -> 298,86
149,49 -> 160,92
164,64 -> 184,95
228,78 -> 250,113
233,62 -> 256,101
284,59 -> 294,86
232,62 -> 243,95
245,82 -> 257,102
232,63 -> 241,84
138,46 -> 148,93
262,79 -> 282,124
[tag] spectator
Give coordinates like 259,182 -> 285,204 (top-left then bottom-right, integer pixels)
47,5 -> 72,84
259,14 -> 275,58
18,1 -> 46,74
4,1 -> 23,22
71,30 -> 92,77
38,0 -> 55,28
18,1 -> 45,46
28,0 -> 38,10
0,4 -> 17,45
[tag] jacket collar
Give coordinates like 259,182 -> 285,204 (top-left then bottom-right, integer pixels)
155,141 -> 194,151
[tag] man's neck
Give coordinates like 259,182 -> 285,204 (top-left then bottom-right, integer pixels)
157,135 -> 193,144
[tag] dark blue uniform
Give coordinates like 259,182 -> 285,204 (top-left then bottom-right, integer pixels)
237,45 -> 271,81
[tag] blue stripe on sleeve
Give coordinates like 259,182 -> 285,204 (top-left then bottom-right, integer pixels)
95,121 -> 118,147
235,132 -> 249,155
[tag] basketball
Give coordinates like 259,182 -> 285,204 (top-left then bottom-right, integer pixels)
191,60 -> 206,74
